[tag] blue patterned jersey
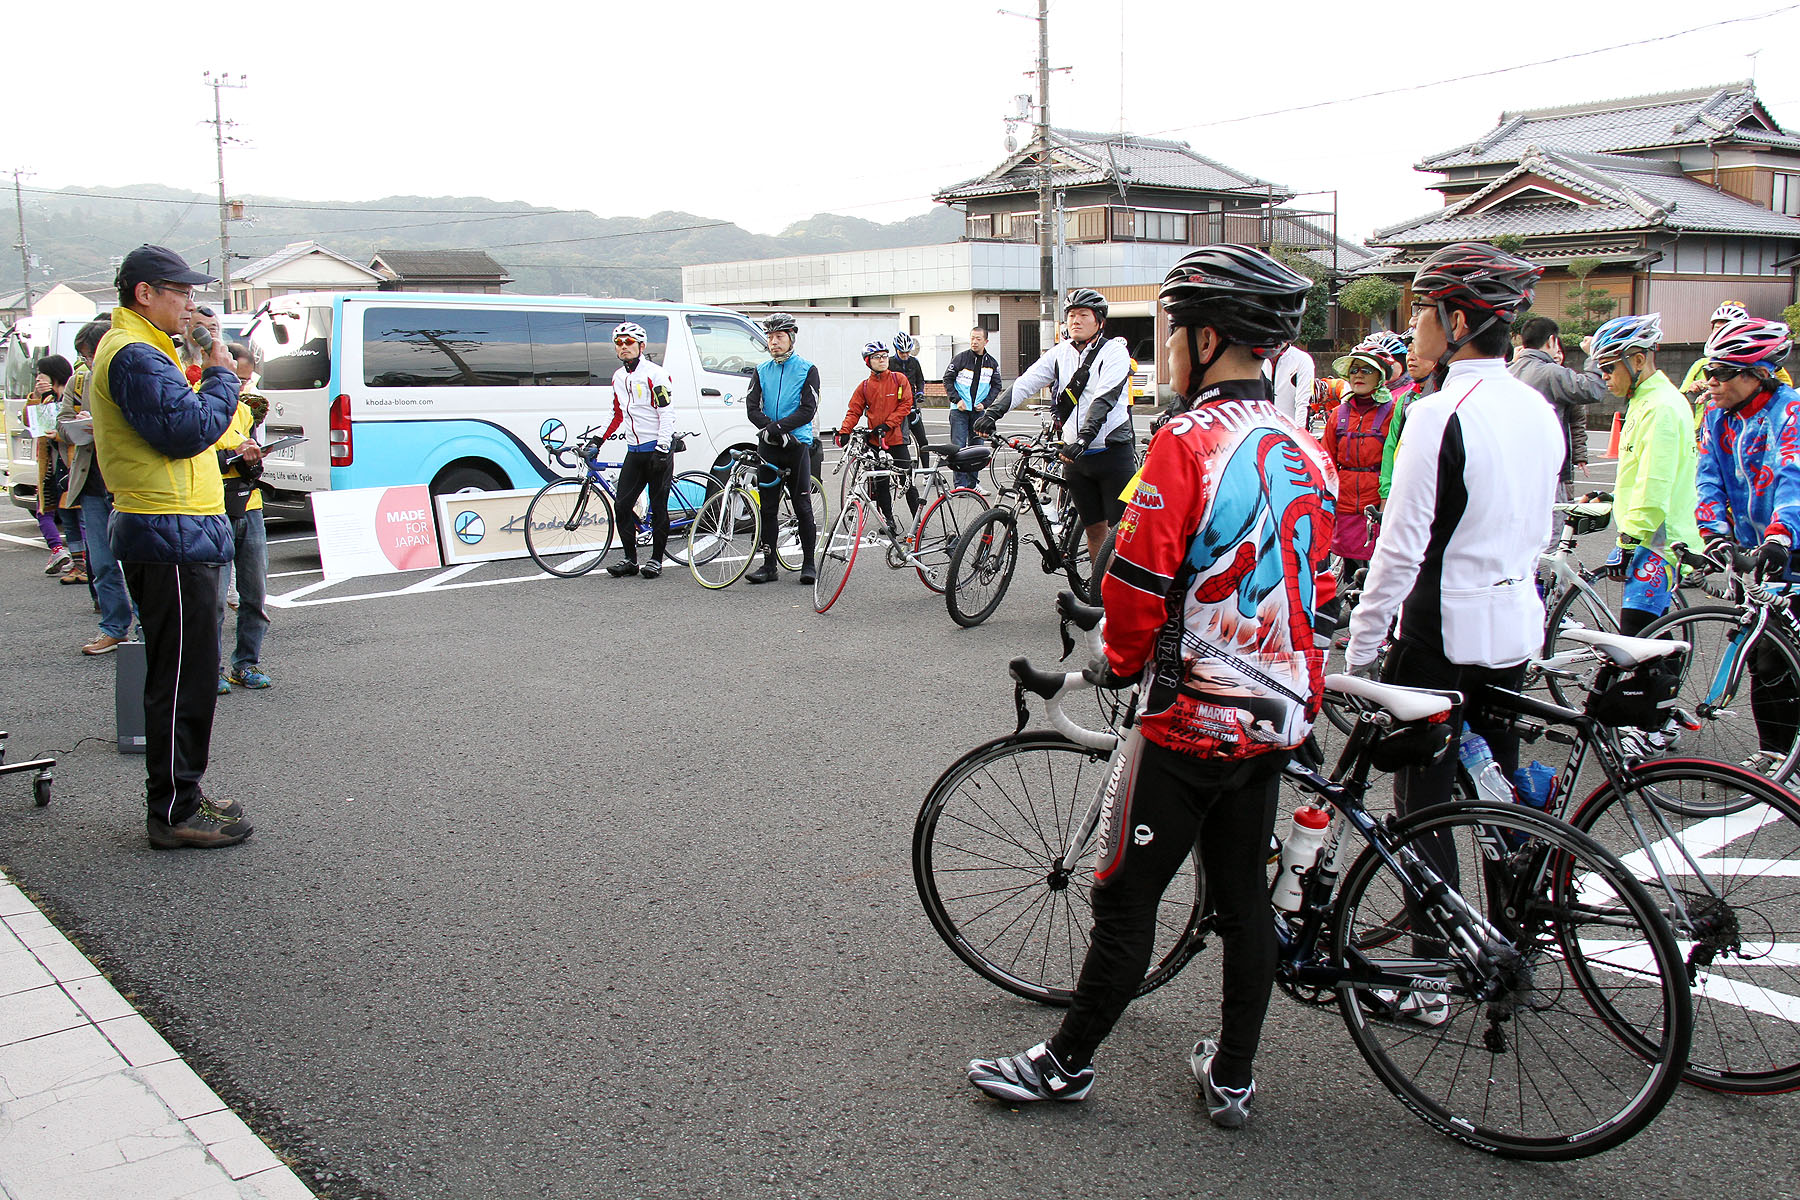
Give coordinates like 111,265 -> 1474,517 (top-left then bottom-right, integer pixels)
1696,383 -> 1800,547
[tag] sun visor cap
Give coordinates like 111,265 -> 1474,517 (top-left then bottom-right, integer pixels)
116,244 -> 216,293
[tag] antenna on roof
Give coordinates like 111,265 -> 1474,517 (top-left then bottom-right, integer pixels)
1748,50 -> 1761,84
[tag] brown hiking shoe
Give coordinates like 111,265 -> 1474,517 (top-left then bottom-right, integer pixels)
147,806 -> 253,849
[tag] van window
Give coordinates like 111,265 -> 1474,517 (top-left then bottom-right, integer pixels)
686,314 -> 767,377
254,305 -> 335,391
584,315 -> 670,376
4,334 -> 38,400
529,312 -> 592,387
363,308 -> 533,387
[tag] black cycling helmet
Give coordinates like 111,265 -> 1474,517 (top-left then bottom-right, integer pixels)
1159,245 -> 1310,345
1064,288 -> 1108,321
1411,242 -> 1540,359
762,312 -> 799,337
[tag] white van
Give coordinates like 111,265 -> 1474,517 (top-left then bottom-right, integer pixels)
247,293 -> 833,519
4,315 -> 91,511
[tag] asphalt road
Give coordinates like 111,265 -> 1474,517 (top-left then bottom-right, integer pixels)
2,441 -> 1794,1200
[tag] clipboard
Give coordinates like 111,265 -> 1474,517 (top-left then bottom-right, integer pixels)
227,434 -> 306,465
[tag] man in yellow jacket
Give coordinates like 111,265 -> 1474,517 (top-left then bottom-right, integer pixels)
90,245 -> 257,849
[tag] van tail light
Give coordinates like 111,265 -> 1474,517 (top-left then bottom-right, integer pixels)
329,394 -> 352,466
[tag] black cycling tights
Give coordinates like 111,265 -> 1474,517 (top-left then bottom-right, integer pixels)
756,440 -> 815,562
1049,734 -> 1281,1089
614,449 -> 672,562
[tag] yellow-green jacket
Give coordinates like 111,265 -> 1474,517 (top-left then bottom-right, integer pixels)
1614,369 -> 1702,562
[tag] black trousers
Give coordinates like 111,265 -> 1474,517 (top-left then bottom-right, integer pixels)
1051,733 -> 1282,1087
122,562 -> 222,825
614,449 -> 672,561
756,439 -> 815,560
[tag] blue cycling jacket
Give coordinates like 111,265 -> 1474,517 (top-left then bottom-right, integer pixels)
747,354 -> 820,446
1696,382 -> 1800,548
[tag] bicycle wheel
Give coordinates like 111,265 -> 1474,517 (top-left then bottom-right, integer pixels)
1058,510 -> 1096,604
1636,604 -> 1800,784
945,509 -> 1018,628
837,455 -> 863,514
813,500 -> 863,613
1541,578 -> 1623,708
776,476 -> 828,571
524,479 -> 615,578
687,486 -> 760,589
913,488 -> 989,594
914,731 -> 1206,1007
1567,758 -> 1800,1093
1333,800 -> 1690,1161
985,439 -> 1019,494
662,471 -> 721,567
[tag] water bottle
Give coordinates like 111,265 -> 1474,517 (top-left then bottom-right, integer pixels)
1272,806 -> 1331,913
1457,726 -> 1516,807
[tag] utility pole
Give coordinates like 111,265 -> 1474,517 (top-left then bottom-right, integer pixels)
11,169 -> 35,311
1035,0 -> 1055,353
204,71 -> 246,313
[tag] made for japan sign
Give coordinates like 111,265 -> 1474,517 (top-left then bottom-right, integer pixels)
310,485 -> 444,581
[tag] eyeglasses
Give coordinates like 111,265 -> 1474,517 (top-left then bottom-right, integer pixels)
1704,366 -> 1746,383
150,283 -> 195,301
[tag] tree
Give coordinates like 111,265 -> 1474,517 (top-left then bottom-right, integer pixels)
1270,243 -> 1330,345
1783,301 -> 1800,334
1492,234 -> 1526,254
1561,256 -> 1618,339
1339,277 -> 1402,321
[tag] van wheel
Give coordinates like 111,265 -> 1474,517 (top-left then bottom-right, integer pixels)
431,467 -> 502,498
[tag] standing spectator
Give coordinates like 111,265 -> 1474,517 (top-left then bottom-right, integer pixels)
91,245 -> 251,849
1261,339 -> 1315,427
1378,335 -> 1442,504
214,377 -> 273,693
976,289 -> 1133,566
943,327 -> 1004,490
1508,316 -> 1606,502
744,313 -> 820,585
890,332 -> 930,467
1322,346 -> 1395,584
222,344 -> 267,610
59,319 -> 137,655
29,356 -> 75,576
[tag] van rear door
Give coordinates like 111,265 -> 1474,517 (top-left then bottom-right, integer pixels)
250,300 -> 335,498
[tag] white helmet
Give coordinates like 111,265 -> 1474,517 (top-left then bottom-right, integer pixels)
862,340 -> 891,361
892,331 -> 915,354
1711,301 -> 1750,325
613,322 -> 648,345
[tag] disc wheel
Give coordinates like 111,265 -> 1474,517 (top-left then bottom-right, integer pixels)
913,731 -> 1206,1006
945,509 -> 1019,628
524,479 -> 615,578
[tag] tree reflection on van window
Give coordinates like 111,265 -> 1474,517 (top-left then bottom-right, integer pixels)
687,315 -> 767,377
364,309 -> 533,387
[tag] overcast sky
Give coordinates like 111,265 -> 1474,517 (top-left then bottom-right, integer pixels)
9,0 -> 1800,263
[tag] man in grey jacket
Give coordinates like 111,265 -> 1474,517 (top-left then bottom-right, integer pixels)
1509,316 -> 1608,501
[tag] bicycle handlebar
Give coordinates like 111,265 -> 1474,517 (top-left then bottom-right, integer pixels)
1007,657 -> 1118,752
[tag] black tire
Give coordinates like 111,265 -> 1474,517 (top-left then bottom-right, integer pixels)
1059,511 -> 1097,604
687,487 -> 759,589
430,465 -> 503,500
913,731 -> 1205,1006
945,509 -> 1018,628
776,476 -> 828,571
660,471 -> 721,567
1632,604 -> 1800,785
1541,578 -> 1622,708
1567,758 -> 1800,1094
523,480 -> 615,578
1091,525 -> 1118,587
1333,800 -> 1690,1161
912,488 -> 988,594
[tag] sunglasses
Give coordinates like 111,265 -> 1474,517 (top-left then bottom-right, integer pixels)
1347,366 -> 1379,376
1704,366 -> 1746,383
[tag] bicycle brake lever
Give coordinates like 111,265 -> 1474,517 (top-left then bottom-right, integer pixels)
1013,681 -> 1030,733
1058,617 -> 1076,661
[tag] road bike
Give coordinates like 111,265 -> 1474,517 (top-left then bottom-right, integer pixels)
813,434 -> 990,613
685,446 -> 828,589
942,432 -> 1094,627
1629,541 -> 1800,785
915,638 -> 1691,1159
524,426 -> 720,577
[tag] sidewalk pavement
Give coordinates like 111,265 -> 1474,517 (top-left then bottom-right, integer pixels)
0,871 -> 314,1199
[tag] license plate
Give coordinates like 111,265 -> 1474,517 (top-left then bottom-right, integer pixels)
266,442 -> 299,462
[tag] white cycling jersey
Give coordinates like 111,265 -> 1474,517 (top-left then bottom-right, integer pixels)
610,358 -> 675,450
1000,335 -> 1133,450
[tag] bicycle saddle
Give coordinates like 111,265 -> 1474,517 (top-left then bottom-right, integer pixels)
1556,627 -> 1688,667
945,445 -> 993,471
1324,674 -> 1459,722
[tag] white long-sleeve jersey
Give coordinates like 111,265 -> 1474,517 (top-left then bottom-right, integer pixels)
998,335 -> 1133,449
608,358 -> 676,450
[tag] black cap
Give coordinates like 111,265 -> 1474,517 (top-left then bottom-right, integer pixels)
116,244 -> 215,295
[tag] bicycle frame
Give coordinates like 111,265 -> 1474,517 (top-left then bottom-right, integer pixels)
995,439 -> 1078,577
838,440 -> 938,573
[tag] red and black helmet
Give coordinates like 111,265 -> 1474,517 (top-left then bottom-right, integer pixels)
1158,244 -> 1311,350
1411,242 -> 1541,319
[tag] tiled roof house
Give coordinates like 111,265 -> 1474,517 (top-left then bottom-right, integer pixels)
1365,82 -> 1800,343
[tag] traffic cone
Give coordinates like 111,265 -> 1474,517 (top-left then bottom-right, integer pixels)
1604,412 -> 1623,458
